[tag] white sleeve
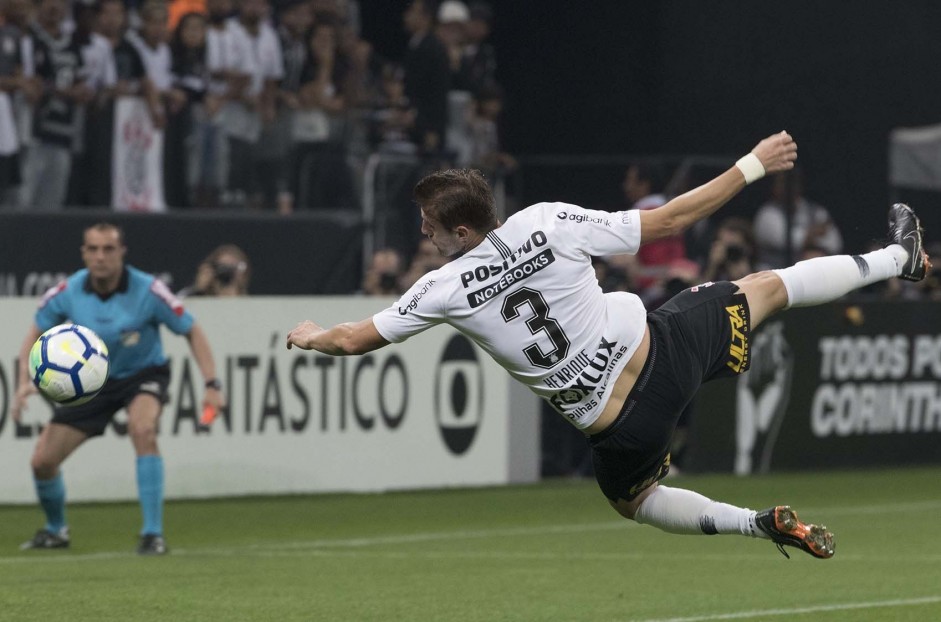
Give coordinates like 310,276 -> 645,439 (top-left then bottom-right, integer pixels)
546,203 -> 642,257
372,274 -> 446,343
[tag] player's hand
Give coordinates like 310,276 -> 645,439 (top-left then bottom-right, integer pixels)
286,320 -> 323,350
751,131 -> 797,175
11,382 -> 37,423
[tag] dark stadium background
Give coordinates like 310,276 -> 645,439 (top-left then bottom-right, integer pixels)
361,0 -> 941,252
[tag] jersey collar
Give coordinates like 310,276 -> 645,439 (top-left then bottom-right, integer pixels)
83,267 -> 130,300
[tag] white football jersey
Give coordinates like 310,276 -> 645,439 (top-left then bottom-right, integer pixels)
373,202 -> 648,430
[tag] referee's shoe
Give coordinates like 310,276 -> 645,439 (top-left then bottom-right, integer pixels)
756,506 -> 835,559
20,527 -> 70,550
137,534 -> 168,556
889,203 -> 930,281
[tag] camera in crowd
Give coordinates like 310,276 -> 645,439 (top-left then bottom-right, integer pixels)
212,260 -> 247,287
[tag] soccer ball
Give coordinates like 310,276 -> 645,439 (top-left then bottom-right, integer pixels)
29,324 -> 110,406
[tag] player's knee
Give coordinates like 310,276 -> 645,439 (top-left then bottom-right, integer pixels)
607,482 -> 660,521
128,421 -> 157,447
735,271 -> 788,309
30,453 -> 59,479
608,498 -> 637,520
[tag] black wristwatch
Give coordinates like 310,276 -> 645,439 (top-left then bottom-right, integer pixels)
205,378 -> 223,390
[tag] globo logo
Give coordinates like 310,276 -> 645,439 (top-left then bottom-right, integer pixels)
435,335 -> 483,455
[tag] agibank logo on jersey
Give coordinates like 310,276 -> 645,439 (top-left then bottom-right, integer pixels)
398,279 -> 435,315
556,211 -> 611,227
435,334 -> 483,455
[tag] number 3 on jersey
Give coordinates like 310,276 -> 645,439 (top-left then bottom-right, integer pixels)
501,287 -> 570,369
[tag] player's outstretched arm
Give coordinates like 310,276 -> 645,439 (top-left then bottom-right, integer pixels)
11,324 -> 42,422
286,317 -> 390,356
639,131 -> 797,244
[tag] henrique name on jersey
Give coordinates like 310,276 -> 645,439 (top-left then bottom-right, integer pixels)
543,336 -> 630,422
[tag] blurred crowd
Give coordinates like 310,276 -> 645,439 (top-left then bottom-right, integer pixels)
362,164 -> 941,304
1,0 -> 935,303
0,0 -> 513,213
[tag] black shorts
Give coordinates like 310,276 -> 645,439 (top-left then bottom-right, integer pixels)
589,281 -> 751,502
51,364 -> 171,437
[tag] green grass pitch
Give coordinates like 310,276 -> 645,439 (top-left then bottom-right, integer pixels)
1,466 -> 940,621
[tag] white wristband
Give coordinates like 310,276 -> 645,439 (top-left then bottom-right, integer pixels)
735,153 -> 765,184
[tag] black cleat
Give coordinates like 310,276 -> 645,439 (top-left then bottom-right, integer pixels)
137,534 -> 168,556
888,203 -> 930,281
755,506 -> 834,559
20,527 -> 70,550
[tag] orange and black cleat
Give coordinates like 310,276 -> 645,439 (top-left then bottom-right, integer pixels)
755,505 -> 835,559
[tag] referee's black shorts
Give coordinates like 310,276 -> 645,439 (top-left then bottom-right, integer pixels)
589,281 -> 751,502
51,364 -> 171,438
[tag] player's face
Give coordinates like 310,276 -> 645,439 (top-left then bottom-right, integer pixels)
81,229 -> 126,281
420,209 -> 462,257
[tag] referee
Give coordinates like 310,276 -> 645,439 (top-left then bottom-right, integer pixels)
12,223 -> 225,555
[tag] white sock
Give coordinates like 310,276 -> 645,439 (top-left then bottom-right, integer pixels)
773,245 -> 907,308
633,486 -> 765,538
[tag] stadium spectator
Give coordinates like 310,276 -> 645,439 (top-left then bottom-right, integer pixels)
622,161 -> 686,293
700,216 -> 755,283
337,25 -> 381,112
468,83 -> 515,177
1,0 -> 36,161
81,0 -> 151,208
12,222 -> 225,555
398,236 -> 449,290
435,1 -> 475,166
168,0 -> 206,31
436,0 -> 468,82
0,0 -> 27,208
222,0 -> 283,209
285,132 -> 934,560
270,0 -> 312,213
753,167 -> 843,269
360,247 -> 405,296
128,1 -> 179,129
19,0 -> 93,211
402,0 -> 449,154
66,0 -> 117,208
178,243 -> 251,296
166,11 -> 210,207
368,62 -> 414,154
191,0 -> 242,208
459,1 -> 495,93
292,17 -> 354,209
